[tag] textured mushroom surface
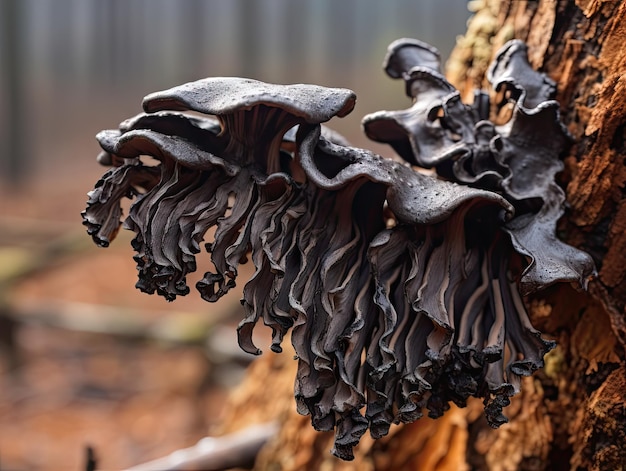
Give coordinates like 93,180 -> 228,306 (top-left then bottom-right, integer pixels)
83,41 -> 595,460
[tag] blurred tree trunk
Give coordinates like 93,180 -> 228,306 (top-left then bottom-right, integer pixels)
220,1 -> 626,469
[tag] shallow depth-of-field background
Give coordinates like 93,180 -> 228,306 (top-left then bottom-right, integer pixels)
0,1 -> 469,469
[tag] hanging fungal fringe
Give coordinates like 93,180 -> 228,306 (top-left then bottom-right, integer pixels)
83,41 -> 595,460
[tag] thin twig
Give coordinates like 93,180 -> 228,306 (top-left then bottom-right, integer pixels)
123,422 -> 278,471
84,445 -> 97,471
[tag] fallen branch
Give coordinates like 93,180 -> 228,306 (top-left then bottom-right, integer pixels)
122,422 -> 279,471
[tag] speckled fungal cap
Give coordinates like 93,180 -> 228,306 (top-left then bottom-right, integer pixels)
143,77 -> 355,119
83,39 -> 595,462
143,77 -> 356,173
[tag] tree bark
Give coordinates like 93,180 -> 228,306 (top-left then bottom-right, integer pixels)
219,1 -> 626,469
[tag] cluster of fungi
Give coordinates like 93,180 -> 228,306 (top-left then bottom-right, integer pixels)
83,38 -> 594,460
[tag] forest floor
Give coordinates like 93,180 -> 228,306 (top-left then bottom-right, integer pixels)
0,126 -> 264,470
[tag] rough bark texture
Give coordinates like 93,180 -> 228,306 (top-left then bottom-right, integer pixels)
219,1 -> 626,469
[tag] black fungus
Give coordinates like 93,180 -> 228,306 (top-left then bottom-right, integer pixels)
83,41 -> 595,460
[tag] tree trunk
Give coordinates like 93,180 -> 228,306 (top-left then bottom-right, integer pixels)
219,1 -> 626,469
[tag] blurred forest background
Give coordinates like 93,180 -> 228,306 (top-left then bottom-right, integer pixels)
0,1 -> 470,469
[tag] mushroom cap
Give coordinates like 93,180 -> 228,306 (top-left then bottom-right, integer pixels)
96,128 -> 239,175
383,37 -> 442,79
298,125 -> 513,225
362,90 -> 473,168
143,77 -> 357,123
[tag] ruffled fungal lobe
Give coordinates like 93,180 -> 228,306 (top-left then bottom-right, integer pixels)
363,39 -> 595,293
487,39 -> 556,110
363,39 -> 480,170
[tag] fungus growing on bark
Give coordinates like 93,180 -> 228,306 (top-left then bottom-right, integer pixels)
363,38 -> 595,293
83,40 -> 595,460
